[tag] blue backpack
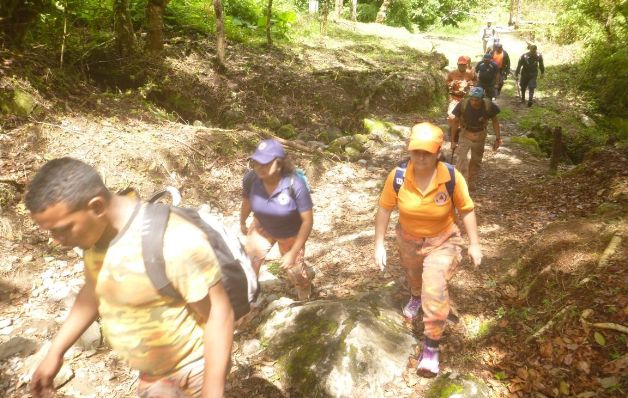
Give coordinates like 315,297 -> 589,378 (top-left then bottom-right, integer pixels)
244,169 -> 311,200
393,160 -> 456,198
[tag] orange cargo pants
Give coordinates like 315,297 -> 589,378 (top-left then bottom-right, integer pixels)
396,224 -> 464,341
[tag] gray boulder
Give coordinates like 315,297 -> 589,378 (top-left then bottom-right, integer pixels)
257,290 -> 417,397
427,372 -> 491,398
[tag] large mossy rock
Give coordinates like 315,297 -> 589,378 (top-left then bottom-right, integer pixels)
0,88 -> 36,116
257,291 -> 417,397
363,118 -> 407,143
426,373 -> 491,398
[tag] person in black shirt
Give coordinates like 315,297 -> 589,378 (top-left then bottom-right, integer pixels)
475,54 -> 500,100
450,87 -> 502,189
515,45 -> 545,107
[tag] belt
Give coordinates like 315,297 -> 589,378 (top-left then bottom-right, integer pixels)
465,128 -> 484,133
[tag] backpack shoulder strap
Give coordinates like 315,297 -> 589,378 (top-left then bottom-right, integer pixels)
460,98 -> 469,127
393,159 -> 409,194
243,170 -> 257,195
289,173 -> 297,199
142,202 -> 183,300
443,162 -> 456,198
483,98 -> 492,113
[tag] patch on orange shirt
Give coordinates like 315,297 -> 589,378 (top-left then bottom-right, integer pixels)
434,191 -> 448,206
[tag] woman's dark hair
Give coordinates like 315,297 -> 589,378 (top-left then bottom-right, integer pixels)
25,157 -> 111,213
277,157 -> 296,176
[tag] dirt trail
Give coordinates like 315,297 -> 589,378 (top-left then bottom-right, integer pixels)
1,22 -> 615,398
289,29 -> 558,397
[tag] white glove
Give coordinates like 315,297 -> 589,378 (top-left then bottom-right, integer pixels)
374,244 -> 387,272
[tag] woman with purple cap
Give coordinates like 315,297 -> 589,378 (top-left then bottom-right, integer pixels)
374,122 -> 482,377
240,138 -> 314,300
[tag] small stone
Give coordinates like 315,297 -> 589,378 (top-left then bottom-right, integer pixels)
75,321 -> 102,351
357,159 -> 368,166
580,114 -> 596,128
0,337 -> 38,361
21,255 -> 34,263
598,376 -> 618,389
54,364 -> 74,388
73,262 -> 85,274
84,349 -> 97,358
241,339 -> 262,356
0,318 -> 12,329
193,120 -> 205,127
0,326 -> 13,335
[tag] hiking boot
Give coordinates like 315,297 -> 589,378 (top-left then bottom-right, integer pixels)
296,284 -> 312,301
403,295 -> 421,319
416,345 -> 439,377
528,100 -> 533,107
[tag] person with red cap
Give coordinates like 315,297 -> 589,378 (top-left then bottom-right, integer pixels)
374,123 -> 482,377
446,56 -> 477,138
240,138 -> 314,300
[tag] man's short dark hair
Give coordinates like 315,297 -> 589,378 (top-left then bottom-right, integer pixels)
25,157 -> 111,213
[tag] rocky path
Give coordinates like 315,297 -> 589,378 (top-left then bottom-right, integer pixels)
0,24 -> 575,398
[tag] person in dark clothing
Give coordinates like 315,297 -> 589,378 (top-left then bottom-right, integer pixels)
475,54 -> 500,100
515,44 -> 545,107
491,43 -> 510,96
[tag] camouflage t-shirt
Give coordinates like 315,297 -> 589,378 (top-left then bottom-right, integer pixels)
84,203 -> 221,377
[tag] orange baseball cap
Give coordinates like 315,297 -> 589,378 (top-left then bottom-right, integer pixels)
408,123 -> 444,154
457,56 -> 468,64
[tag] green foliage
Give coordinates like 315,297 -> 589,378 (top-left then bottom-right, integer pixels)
164,0 -> 214,35
223,0 -> 298,40
511,137 -> 544,156
551,0 -> 628,117
356,2 -> 378,22
354,0 -> 475,31
386,0 -> 414,31
579,40 -> 628,117
224,0 -> 263,26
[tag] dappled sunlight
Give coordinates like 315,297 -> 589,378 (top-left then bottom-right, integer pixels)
490,150 -> 523,164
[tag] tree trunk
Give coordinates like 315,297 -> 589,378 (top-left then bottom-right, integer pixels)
308,0 -> 319,14
375,0 -> 390,23
113,0 -> 136,56
334,0 -> 343,20
508,0 -> 515,26
213,0 -> 226,67
266,0 -> 273,47
0,0 -> 47,46
320,0 -> 330,34
146,0 -> 169,52
550,127 -> 563,173
516,0 -> 523,27
350,0 -> 357,21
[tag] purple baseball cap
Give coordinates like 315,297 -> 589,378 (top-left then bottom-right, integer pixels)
250,138 -> 286,164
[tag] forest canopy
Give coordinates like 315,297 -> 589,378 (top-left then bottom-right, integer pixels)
0,0 -> 626,117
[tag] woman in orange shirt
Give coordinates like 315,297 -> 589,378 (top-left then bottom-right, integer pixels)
374,122 -> 482,377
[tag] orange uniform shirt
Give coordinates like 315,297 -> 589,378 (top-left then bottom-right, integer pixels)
493,52 -> 504,69
379,161 -> 474,237
84,205 -> 221,377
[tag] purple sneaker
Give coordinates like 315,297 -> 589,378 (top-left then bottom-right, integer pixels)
417,345 -> 439,377
403,295 -> 421,319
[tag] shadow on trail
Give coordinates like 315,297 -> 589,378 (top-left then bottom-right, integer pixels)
226,375 -> 289,397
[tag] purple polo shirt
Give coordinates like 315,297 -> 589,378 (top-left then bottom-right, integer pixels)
243,171 -> 313,238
